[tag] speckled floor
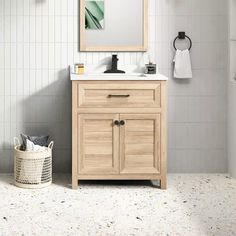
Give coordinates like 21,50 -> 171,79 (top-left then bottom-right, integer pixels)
0,174 -> 235,236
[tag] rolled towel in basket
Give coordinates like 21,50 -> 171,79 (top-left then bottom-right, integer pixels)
25,139 -> 47,152
21,134 -> 49,151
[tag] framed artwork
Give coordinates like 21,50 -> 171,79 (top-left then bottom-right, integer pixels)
85,1 -> 104,30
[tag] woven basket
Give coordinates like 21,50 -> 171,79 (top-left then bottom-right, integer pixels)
14,137 -> 53,189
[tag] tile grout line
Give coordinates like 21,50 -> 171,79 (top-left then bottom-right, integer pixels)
28,0 -> 30,98
9,0 -> 11,149
40,0 -> 43,92
22,0 -> 24,129
34,0 -> 36,95
15,0 -> 18,138
3,0 -> 5,150
48,0 -> 50,96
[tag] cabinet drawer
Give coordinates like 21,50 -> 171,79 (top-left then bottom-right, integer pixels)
77,83 -> 161,108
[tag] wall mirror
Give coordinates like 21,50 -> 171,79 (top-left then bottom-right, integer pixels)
80,0 -> 148,52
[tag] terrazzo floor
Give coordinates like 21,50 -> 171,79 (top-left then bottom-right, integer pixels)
0,174 -> 236,236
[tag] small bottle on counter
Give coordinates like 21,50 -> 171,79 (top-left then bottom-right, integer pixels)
145,62 -> 157,74
74,63 -> 85,75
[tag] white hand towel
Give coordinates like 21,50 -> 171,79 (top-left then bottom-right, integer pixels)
173,49 -> 192,79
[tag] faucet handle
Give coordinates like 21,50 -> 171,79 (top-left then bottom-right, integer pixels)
112,54 -> 118,60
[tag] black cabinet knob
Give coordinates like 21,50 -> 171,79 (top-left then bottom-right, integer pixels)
114,120 -> 120,126
120,120 -> 125,126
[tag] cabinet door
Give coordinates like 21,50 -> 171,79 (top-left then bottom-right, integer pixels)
120,114 -> 161,174
78,114 -> 119,174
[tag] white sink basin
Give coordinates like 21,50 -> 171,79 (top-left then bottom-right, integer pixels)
70,73 -> 168,81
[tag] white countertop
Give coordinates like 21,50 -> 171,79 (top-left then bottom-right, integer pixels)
70,73 -> 168,81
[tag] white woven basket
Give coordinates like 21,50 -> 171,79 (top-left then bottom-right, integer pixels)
14,137 -> 53,189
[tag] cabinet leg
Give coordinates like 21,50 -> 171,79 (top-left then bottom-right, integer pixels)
72,177 -> 78,190
160,178 -> 167,190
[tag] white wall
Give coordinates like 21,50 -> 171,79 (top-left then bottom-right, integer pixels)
228,83 -> 236,178
157,0 -> 228,173
0,0 -> 228,173
228,0 -> 236,178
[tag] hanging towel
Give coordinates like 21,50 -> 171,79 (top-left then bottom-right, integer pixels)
173,49 -> 192,79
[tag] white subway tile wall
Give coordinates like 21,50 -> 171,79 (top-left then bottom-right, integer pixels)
0,0 -> 228,173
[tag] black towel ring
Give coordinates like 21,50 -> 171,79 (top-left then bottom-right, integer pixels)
173,32 -> 192,51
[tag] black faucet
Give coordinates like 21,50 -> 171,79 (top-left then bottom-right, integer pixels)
104,55 -> 125,74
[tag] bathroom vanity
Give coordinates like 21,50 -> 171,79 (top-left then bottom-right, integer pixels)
71,73 -> 168,189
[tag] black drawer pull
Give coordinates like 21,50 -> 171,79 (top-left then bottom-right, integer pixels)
114,120 -> 120,126
120,120 -> 125,126
108,94 -> 130,98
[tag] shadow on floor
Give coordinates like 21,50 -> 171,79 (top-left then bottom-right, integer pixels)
53,176 -> 161,189
79,180 -> 160,187
0,174 -> 15,186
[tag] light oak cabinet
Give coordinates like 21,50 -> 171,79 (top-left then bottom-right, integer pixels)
78,114 -> 119,174
120,114 -> 161,175
72,81 -> 167,189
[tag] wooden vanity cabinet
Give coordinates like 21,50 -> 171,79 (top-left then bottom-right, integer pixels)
72,81 -> 167,189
